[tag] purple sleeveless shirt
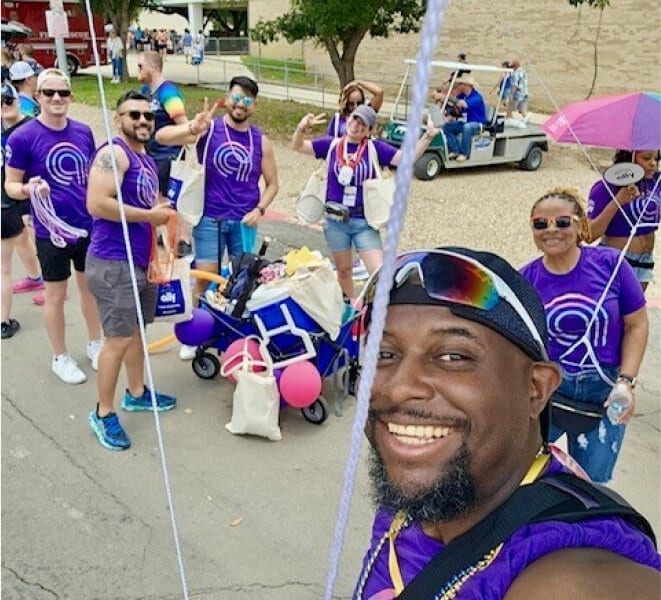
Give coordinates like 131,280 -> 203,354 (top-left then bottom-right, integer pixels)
588,174 -> 660,237
356,456 -> 660,599
5,118 -> 95,239
88,137 -> 159,268
196,116 -> 263,220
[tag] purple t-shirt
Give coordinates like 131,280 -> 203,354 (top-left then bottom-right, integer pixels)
520,246 -> 645,372
356,456 -> 660,600
588,174 -> 660,237
311,136 -> 397,218
88,137 -> 159,268
5,118 -> 95,239
196,117 -> 263,220
326,113 -> 348,137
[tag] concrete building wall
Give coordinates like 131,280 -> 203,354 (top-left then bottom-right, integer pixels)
256,0 -> 660,112
247,0 -> 305,61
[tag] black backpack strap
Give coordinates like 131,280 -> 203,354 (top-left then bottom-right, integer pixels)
398,473 -> 655,600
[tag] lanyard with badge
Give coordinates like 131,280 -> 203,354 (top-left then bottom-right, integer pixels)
337,135 -> 367,208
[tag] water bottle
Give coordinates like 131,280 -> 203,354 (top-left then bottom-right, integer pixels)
606,381 -> 633,425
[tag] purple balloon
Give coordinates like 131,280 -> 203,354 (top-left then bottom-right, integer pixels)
174,308 -> 215,346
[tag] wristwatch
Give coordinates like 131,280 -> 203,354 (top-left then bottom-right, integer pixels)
617,374 -> 637,388
257,206 -> 266,216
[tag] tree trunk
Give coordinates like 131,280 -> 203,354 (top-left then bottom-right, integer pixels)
586,6 -> 603,99
323,28 -> 369,88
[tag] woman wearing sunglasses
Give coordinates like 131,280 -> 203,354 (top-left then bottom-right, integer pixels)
520,187 -> 649,483
587,149 -> 660,291
293,105 -> 437,299
326,79 -> 384,138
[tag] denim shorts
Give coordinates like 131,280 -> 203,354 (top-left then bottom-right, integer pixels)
192,216 -> 243,264
625,250 -> 654,284
549,366 -> 624,483
323,217 -> 382,253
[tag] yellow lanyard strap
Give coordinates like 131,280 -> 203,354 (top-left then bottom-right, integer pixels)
387,452 -> 551,596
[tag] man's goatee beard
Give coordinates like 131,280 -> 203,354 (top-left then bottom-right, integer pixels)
368,444 -> 477,524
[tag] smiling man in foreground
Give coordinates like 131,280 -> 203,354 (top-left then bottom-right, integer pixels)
355,247 -> 659,599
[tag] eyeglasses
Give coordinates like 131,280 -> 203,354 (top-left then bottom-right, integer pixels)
40,89 -> 72,98
229,92 -> 254,107
365,249 -> 548,360
1,96 -> 15,106
530,215 -> 579,230
118,110 -> 156,122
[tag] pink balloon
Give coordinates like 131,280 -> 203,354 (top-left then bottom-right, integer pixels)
279,361 -> 322,408
174,308 -> 215,346
222,338 -> 266,383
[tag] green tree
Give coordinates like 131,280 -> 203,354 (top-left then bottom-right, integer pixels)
86,0 -> 157,81
568,0 -> 611,99
250,0 -> 426,87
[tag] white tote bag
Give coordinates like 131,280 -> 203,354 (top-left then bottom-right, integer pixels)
166,120 -> 214,227
363,140 -> 395,230
296,137 -> 340,225
222,337 -> 282,441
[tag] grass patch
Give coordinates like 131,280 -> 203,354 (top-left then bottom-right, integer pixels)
241,56 -> 318,87
71,74 -> 329,140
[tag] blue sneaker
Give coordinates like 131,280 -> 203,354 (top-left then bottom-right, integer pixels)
121,387 -> 177,412
88,409 -> 131,450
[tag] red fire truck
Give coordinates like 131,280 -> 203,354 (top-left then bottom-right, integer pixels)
1,0 -> 106,75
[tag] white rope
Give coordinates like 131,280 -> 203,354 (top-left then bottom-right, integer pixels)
322,1 -> 447,598
81,4 -> 190,598
488,0 -> 659,385
29,185 -> 88,248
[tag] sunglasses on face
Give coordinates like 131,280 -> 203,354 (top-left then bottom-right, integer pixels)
229,92 -> 254,107
118,110 -> 156,122
1,96 -> 15,106
530,215 -> 579,230
364,249 -> 548,360
40,88 -> 72,98
345,100 -> 364,110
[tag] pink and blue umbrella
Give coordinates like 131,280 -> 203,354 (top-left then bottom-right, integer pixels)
543,92 -> 661,150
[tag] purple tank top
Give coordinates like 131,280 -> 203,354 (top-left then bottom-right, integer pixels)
588,174 -> 660,237
88,137 -> 159,268
356,456 -> 660,599
197,117 -> 264,220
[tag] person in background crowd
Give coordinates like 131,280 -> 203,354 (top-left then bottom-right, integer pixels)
292,105 -> 437,299
182,28 -> 193,64
491,60 -> 512,108
86,91 -> 177,451
1,46 -> 12,83
326,79 -> 384,138
1,82 -> 31,338
136,50 -> 191,256
587,149 -> 660,291
506,59 -> 530,123
441,75 -> 488,162
156,29 -> 168,59
4,68 -> 102,384
107,30 -> 124,84
521,188 -> 648,483
194,30 -> 205,64
19,44 -> 43,75
9,61 -> 39,118
355,246 -> 659,599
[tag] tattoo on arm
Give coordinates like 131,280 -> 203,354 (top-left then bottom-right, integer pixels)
93,152 -> 114,172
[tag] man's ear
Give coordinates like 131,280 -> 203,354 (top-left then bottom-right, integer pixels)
529,361 -> 561,420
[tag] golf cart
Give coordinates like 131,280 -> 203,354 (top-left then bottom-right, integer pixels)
381,60 -> 548,180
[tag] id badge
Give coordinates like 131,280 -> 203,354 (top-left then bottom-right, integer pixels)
342,186 -> 357,207
338,165 -> 354,186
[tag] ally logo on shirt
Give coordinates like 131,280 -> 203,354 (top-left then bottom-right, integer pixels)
46,142 -> 88,186
213,141 -> 253,182
136,165 -> 159,207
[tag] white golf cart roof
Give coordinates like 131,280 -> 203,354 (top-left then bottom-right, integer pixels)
404,58 -> 513,74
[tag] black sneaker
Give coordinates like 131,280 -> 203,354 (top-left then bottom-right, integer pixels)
1,319 -> 20,339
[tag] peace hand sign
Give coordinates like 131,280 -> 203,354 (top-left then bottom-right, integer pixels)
189,97 -> 218,136
298,112 -> 327,133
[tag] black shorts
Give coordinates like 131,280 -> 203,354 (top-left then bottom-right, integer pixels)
36,236 -> 90,282
155,157 -> 174,195
17,200 -> 31,218
1,205 -> 25,239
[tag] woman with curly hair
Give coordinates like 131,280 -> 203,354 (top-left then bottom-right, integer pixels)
520,188 -> 649,483
326,79 -> 384,138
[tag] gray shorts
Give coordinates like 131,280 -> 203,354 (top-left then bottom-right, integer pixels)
86,254 -> 157,338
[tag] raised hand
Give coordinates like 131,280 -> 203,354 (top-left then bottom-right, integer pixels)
189,97 -> 218,136
297,112 -> 327,133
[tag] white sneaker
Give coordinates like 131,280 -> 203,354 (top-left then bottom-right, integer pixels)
52,354 -> 87,384
179,344 -> 197,361
87,339 -> 103,371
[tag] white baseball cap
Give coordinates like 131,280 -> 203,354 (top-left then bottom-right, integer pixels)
36,68 -> 71,91
9,61 -> 36,81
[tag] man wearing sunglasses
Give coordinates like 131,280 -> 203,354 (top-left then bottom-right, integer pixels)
355,247 -> 659,599
85,91 -> 177,451
4,68 -> 103,385
156,76 -> 278,295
